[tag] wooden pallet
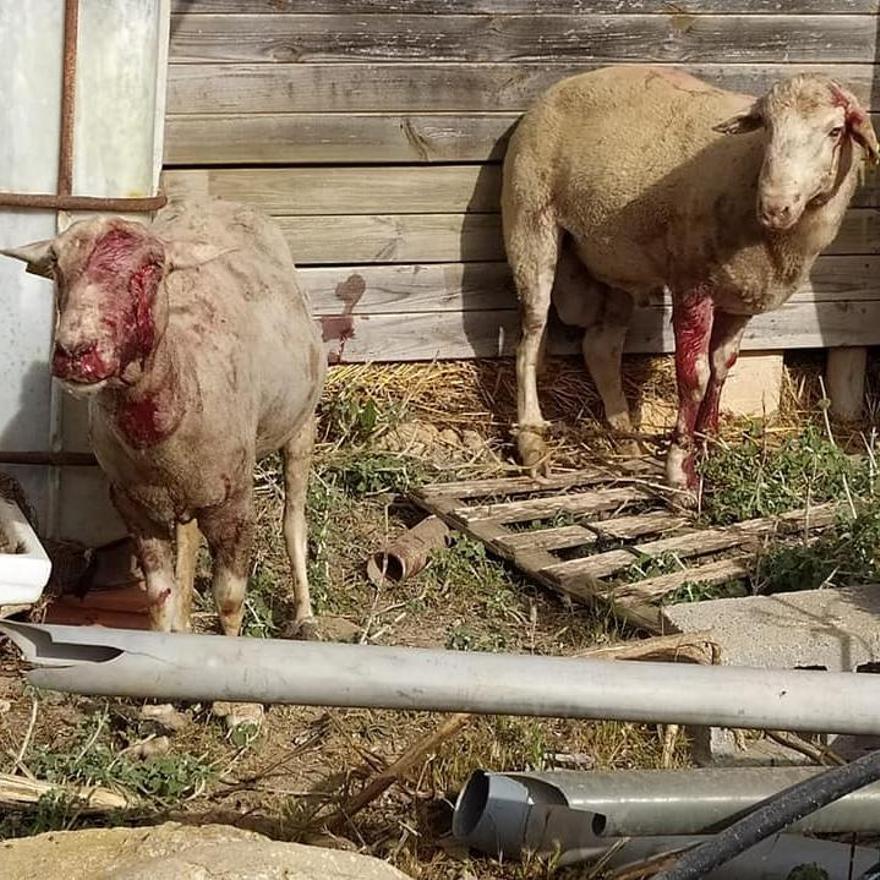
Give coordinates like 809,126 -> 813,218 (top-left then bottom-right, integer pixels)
410,462 -> 841,632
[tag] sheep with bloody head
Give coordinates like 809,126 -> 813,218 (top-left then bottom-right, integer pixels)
2,198 -> 326,637
503,66 -> 878,496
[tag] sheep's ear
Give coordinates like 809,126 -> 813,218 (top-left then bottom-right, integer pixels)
713,106 -> 763,135
165,240 -> 230,271
0,240 -> 56,279
830,81 -> 880,165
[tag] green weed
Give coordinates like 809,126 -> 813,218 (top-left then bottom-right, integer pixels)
755,502 -> 880,594
27,713 -> 217,808
699,423 -> 872,525
319,385 -> 408,447
662,578 -> 748,604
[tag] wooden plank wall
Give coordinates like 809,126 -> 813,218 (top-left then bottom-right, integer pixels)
163,1 -> 880,363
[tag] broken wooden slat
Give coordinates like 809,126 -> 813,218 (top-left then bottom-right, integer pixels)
559,504 -> 839,586
544,548 -> 641,582
575,631 -> 719,666
498,524 -> 597,553
0,772 -> 132,811
590,510 -> 689,541
458,486 -> 649,525
635,502 -> 839,560
415,460 -> 662,502
606,556 -> 753,606
170,3 -> 880,16
415,491 -> 664,630
416,468 -> 610,501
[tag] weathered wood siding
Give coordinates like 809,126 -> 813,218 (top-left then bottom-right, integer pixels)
164,2 -> 880,363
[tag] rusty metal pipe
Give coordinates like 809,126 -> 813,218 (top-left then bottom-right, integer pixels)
0,193 -> 166,212
367,516 -> 450,585
57,0 -> 79,197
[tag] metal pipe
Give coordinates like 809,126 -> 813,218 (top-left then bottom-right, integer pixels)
0,452 -> 97,467
583,835 -> 876,878
366,515 -> 450,586
0,192 -> 166,212
451,771 -> 880,875
57,0 -> 79,197
456,768 -> 880,837
655,748 -> 880,880
7,623 -> 880,736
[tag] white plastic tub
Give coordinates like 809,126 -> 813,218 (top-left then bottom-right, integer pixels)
0,497 -> 51,606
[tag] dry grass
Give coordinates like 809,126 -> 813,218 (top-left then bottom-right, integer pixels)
0,350 -> 877,879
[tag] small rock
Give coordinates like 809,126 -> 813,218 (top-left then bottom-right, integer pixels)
139,704 -> 188,733
212,701 -> 265,732
314,615 -> 361,643
126,736 -> 171,761
460,430 -> 485,453
438,428 -> 460,448
0,699 -> 11,715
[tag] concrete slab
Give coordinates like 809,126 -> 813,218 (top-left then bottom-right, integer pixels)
663,585 -> 880,765
663,585 -> 880,673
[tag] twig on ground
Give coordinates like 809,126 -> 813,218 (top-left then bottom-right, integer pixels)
660,724 -> 680,769
15,696 -> 38,772
764,730 -> 845,766
606,844 -> 697,879
322,712 -> 472,833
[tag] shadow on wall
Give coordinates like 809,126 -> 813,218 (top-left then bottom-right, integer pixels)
0,361 -> 55,531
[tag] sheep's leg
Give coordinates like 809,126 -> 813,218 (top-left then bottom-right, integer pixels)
695,312 -> 750,436
511,218 -> 560,475
535,324 -> 549,378
199,491 -> 263,728
199,490 -> 255,637
582,288 -> 634,434
281,416 -> 318,640
110,487 -> 183,631
666,290 -> 714,493
174,519 -> 200,630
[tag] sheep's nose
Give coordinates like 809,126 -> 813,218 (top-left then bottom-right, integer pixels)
758,194 -> 802,230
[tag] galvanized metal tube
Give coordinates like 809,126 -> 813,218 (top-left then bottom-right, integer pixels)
7,623 -> 880,737
451,771 -> 880,874
455,768 -> 880,838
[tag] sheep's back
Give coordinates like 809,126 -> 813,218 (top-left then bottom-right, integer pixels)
506,66 -> 761,292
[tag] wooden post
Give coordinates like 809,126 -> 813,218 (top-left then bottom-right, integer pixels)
826,347 -> 867,422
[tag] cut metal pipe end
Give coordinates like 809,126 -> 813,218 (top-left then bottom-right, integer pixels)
453,769 -> 880,874
366,515 -> 450,586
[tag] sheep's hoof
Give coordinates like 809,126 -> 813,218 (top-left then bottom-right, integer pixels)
669,487 -> 698,511
517,426 -> 551,477
665,444 -> 699,509
284,616 -> 321,641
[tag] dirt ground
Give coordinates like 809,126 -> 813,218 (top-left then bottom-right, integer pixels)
0,350 -> 876,879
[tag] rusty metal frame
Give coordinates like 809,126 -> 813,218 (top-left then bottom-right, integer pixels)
0,0 -> 165,215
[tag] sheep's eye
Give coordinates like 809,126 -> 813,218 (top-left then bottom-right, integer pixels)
829,126 -> 844,139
